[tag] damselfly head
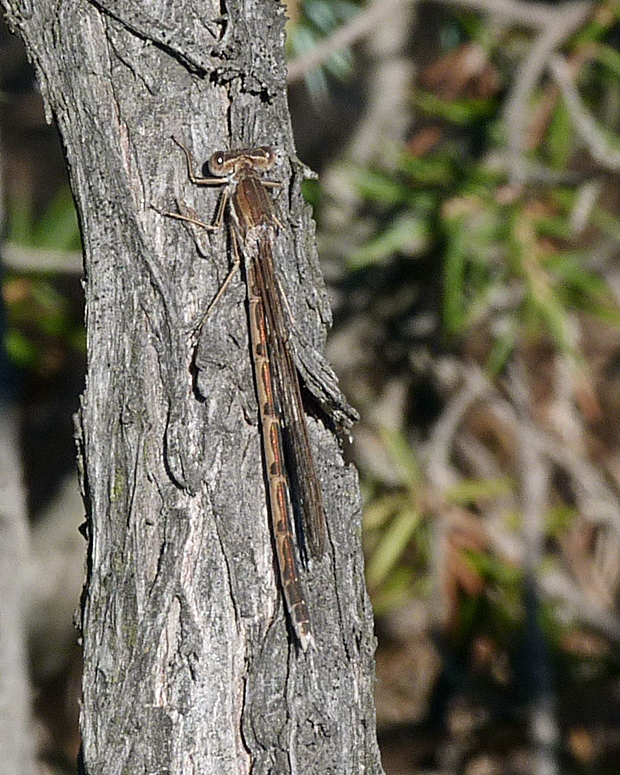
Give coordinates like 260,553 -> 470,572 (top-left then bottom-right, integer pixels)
208,146 -> 277,177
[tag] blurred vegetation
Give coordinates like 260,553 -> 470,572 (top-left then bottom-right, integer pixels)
286,0 -> 360,96
4,187 -> 83,373
288,0 -> 620,771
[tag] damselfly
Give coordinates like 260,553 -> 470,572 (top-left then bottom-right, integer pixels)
168,138 -> 326,650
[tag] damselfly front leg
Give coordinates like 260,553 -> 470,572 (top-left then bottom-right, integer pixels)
165,139 -> 240,331
172,137 -> 231,229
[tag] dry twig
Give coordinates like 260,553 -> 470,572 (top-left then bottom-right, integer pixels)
287,0 -> 408,83
550,53 -> 620,172
502,3 -> 592,183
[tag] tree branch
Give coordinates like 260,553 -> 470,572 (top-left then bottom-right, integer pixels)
1,1 -> 382,773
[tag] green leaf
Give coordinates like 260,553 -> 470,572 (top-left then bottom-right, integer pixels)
370,568 -> 415,615
379,426 -> 423,491
416,91 -> 497,125
528,285 -> 573,354
401,152 -> 456,187
546,100 -> 573,169
487,322 -> 517,375
6,197 -> 33,246
595,43 -> 620,81
6,188 -> 80,250
535,212 -> 574,242
364,492 -> 410,531
348,212 -> 429,268
443,215 -> 469,334
446,477 -> 513,505
286,0 -> 359,90
352,167 -> 411,206
5,328 -> 39,368
366,507 -> 421,589
301,178 -> 321,209
32,188 -> 80,250
545,505 -> 577,536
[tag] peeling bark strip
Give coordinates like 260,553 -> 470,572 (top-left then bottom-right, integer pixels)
1,0 -> 383,773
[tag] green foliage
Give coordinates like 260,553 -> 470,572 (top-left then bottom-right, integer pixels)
346,149 -> 458,267
4,273 -> 85,372
415,91 -> 497,125
350,212 -> 431,268
595,42 -> 620,81
3,187 -> 83,373
363,427 -> 518,619
300,177 -> 322,209
362,429 -> 425,613
346,39 -> 620,371
7,186 -> 80,251
340,3 -> 620,671
442,189 -> 620,370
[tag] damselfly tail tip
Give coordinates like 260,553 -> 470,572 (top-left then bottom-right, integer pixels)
298,628 -> 315,652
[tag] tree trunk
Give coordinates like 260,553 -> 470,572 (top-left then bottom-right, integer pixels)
1,1 -> 383,772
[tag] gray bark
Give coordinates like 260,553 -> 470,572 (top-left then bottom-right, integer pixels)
1,1 -> 382,773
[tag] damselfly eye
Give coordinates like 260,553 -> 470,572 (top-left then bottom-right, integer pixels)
209,152 -> 226,175
259,147 -> 276,170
